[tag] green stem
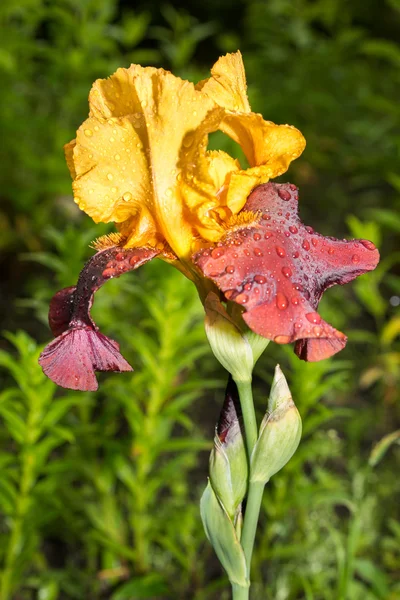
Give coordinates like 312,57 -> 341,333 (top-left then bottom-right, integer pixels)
234,379 -> 265,598
232,583 -> 251,600
239,480 -> 264,569
235,380 -> 258,455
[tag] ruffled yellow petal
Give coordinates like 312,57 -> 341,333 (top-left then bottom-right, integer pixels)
200,51 -> 306,174
196,51 -> 250,113
221,113 -> 306,173
69,65 -> 226,256
66,52 -> 306,258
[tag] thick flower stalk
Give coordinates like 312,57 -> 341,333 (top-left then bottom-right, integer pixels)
39,51 -> 379,392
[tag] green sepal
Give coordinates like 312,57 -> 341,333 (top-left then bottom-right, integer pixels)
200,481 -> 249,588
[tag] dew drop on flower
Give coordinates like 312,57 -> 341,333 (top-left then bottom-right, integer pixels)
276,292 -> 288,310
211,248 -> 223,259
305,312 -> 321,324
225,265 -> 235,274
84,129 -> 93,137
166,188 -> 173,197
123,192 -> 132,202
277,188 -> 291,201
253,233 -> 262,241
107,173 -> 113,181
276,246 -> 286,258
360,240 -> 376,251
302,239 -> 310,251
253,248 -> 263,256
114,154 -> 121,161
289,225 -> 298,234
254,275 -> 267,284
352,254 -> 360,264
282,266 -> 292,277
236,293 -> 248,304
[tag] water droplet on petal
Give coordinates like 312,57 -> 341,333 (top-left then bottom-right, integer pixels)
264,232 -> 272,239
274,334 -> 291,343
225,265 -> 235,274
352,254 -> 360,264
278,188 -> 291,201
84,129 -> 93,137
312,238 -> 318,247
236,293 -> 248,304
276,293 -> 288,310
291,296 -> 300,305
289,225 -> 298,234
254,248 -> 263,257
313,325 -> 322,337
302,239 -> 310,251
305,312 -> 321,324
253,233 -> 262,241
282,266 -> 292,277
123,192 -> 132,202
305,226 -> 314,234
183,133 -> 194,148
360,240 -> 376,251
276,246 -> 286,258
211,248 -> 223,259
254,275 -> 267,284
166,188 -> 173,197
114,153 -> 121,161
107,173 -> 113,181
328,247 -> 335,255
293,251 -> 300,258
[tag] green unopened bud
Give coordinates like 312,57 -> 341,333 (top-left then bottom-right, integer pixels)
210,377 -> 248,520
200,481 -> 249,588
204,293 -> 253,382
250,365 -> 302,484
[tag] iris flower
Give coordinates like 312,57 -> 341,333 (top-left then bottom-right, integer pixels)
39,52 -> 379,391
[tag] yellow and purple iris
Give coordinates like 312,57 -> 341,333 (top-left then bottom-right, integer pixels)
39,52 -> 379,391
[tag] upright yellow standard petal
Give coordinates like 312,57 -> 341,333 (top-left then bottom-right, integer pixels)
201,52 -> 306,176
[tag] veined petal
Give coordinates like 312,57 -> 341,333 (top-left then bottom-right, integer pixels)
194,182 -> 379,362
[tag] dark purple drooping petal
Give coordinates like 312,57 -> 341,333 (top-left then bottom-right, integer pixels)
194,182 -> 380,362
39,246 -> 160,390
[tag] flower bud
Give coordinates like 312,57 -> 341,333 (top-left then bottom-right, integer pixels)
250,365 -> 302,484
209,377 -> 248,520
200,481 -> 249,588
204,293 -> 254,382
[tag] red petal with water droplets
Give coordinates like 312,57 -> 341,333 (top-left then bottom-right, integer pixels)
40,245 -> 161,389
39,328 -> 133,391
194,182 -> 379,361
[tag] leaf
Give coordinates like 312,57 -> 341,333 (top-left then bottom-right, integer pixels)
369,430 -> 400,467
111,574 -> 168,599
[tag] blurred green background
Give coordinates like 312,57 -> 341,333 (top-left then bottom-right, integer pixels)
0,0 -> 399,598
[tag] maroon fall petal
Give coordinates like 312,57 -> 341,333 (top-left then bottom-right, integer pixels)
39,245 -> 160,390
39,328 -> 133,391
194,182 -> 380,361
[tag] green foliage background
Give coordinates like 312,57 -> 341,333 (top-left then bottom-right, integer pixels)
0,0 -> 399,598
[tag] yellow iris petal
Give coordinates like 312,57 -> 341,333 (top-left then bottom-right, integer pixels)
200,51 -> 306,173
66,52 -> 306,258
